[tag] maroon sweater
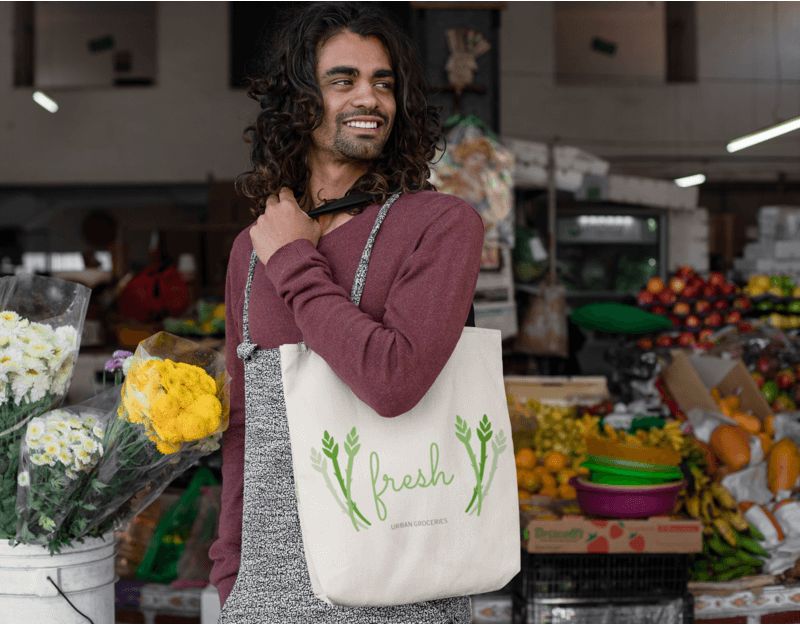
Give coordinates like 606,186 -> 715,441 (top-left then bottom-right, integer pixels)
209,190 -> 484,606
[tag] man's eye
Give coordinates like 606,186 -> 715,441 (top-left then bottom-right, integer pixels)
333,79 -> 352,85
376,82 -> 393,89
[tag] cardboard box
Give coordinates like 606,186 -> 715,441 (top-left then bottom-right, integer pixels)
505,376 -> 609,407
505,376 -> 609,432
661,351 -> 772,422
521,514 -> 703,554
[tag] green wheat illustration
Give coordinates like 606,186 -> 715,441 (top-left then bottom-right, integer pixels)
310,428 -> 371,531
456,414 -> 506,516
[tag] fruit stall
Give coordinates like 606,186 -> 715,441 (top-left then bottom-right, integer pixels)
502,281 -> 800,624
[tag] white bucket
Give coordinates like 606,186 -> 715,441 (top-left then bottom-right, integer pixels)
0,533 -> 117,624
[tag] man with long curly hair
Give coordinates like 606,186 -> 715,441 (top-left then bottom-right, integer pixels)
210,3 -> 483,622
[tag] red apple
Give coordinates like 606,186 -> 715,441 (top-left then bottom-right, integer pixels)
637,337 -> 654,350
777,369 -> 797,391
685,315 -> 702,328
720,283 -> 737,296
638,290 -> 656,306
725,310 -> 742,324
697,341 -> 716,351
682,285 -> 701,299
651,305 -> 668,316
647,277 -> 666,294
658,289 -> 677,305
673,302 -> 691,316
752,371 -> 766,389
677,331 -> 696,347
713,299 -> 730,311
738,322 -> 754,333
705,312 -> 723,327
698,328 -> 714,342
656,335 -> 674,347
689,275 -> 705,289
757,356 -> 775,374
708,272 -> 727,287
669,277 -> 686,295
733,297 -> 752,311
668,315 -> 681,327
702,284 -> 718,298
676,265 -> 695,281
695,300 -> 712,314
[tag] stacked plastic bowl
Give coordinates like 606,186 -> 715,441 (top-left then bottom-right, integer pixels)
569,438 -> 686,518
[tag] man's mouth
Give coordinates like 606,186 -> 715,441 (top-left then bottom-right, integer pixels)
344,120 -> 381,129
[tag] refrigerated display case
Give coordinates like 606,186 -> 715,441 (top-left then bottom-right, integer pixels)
556,206 -> 668,300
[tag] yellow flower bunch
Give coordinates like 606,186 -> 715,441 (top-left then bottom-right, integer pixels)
119,358 -> 223,454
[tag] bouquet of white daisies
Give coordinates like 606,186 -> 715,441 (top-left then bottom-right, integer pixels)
0,273 -> 90,539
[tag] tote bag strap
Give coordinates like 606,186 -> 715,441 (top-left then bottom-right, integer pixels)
238,191 -> 402,359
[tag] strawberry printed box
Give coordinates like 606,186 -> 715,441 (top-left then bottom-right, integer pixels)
521,515 -> 703,554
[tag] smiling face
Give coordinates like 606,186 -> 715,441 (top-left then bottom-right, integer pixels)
311,31 -> 396,164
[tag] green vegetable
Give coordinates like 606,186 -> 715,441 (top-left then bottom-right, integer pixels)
693,559 -> 710,572
749,523 -> 766,541
709,535 -> 736,556
734,549 -> 764,567
716,565 -> 757,582
692,571 -> 712,582
712,556 -> 744,573
738,536 -> 771,558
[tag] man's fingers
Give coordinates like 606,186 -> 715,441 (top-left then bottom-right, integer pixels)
278,187 -> 295,202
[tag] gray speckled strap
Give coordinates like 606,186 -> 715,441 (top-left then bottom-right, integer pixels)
238,191 -> 402,360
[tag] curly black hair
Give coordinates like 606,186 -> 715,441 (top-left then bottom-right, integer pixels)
236,2 -> 443,216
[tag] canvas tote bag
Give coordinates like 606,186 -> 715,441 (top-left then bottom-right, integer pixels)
280,196 -> 520,608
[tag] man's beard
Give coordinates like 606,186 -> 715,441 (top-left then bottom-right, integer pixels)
331,132 -> 385,160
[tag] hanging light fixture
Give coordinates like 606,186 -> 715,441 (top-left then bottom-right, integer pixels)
674,174 -> 706,188
32,91 -> 59,113
727,116 -> 800,153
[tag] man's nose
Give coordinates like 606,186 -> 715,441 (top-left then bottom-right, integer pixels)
350,80 -> 380,109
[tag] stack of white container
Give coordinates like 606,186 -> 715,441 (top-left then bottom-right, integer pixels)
734,207 -> 800,280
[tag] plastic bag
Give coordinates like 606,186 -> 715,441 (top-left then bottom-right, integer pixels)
721,462 -> 774,506
176,484 -> 222,583
136,466 -> 219,583
430,115 -> 515,248
0,273 -> 90,539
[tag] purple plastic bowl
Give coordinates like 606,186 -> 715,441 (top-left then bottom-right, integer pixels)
569,477 -> 687,518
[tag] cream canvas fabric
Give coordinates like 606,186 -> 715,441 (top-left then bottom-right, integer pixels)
280,326 -> 520,608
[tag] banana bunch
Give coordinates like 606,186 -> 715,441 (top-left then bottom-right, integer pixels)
595,420 -> 686,453
678,466 -> 770,582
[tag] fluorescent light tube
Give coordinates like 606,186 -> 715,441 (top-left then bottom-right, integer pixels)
32,91 -> 58,113
727,116 -> 800,153
674,174 -> 706,188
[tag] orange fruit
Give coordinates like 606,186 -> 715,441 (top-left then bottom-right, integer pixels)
515,447 -> 537,470
758,432 -> 772,457
558,469 -> 578,486
538,472 -> 557,489
518,489 -> 532,500
539,486 -> 558,499
517,470 -> 542,493
558,484 -> 578,500
544,451 -> 569,473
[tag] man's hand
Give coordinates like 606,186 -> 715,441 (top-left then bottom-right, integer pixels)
250,188 -> 323,265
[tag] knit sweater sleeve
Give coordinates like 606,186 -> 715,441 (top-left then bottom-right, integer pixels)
264,195 -> 484,417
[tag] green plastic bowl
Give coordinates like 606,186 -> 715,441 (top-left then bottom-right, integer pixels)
585,454 -> 682,473
581,458 -> 683,486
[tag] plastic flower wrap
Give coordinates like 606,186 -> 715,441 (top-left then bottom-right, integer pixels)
0,273 -> 90,539
14,403 -> 110,550
73,332 -> 229,540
